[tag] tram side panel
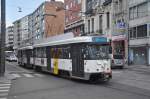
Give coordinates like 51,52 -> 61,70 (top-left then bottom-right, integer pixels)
50,46 -> 72,75
33,47 -> 47,70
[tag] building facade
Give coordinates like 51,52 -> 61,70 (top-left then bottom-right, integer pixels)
84,0 -> 114,37
13,15 -> 30,50
6,26 -> 14,50
31,1 -> 65,45
128,0 -> 150,65
111,0 -> 128,61
64,0 -> 84,36
13,1 -> 65,49
83,0 -> 128,60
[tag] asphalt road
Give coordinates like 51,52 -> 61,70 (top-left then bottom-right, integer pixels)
4,61 -> 150,99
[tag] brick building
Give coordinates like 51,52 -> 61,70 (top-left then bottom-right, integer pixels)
64,0 -> 84,36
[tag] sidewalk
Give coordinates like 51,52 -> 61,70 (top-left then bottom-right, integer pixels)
126,64 -> 150,75
112,64 -> 150,91
0,70 -> 15,83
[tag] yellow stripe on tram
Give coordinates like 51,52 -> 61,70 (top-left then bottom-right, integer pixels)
53,58 -> 59,75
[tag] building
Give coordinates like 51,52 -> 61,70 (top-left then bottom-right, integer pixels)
13,0 -> 65,49
64,0 -> 84,36
6,26 -> 14,50
31,1 -> 65,45
128,0 -> 150,65
83,0 -> 113,37
111,0 -> 128,60
83,0 -> 128,60
13,15 -> 30,51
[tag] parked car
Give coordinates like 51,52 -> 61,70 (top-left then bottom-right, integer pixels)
5,51 -> 17,62
7,55 -> 18,62
111,54 -> 125,69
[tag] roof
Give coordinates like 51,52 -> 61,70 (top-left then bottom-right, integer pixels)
18,46 -> 33,50
33,36 -> 108,48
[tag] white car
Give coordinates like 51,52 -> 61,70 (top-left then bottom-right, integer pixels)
7,55 -> 18,62
111,54 -> 125,69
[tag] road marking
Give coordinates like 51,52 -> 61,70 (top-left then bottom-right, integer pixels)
34,74 -> 44,77
0,87 -> 10,89
112,71 -> 122,74
0,93 -> 8,97
0,98 -> 7,99
11,74 -> 21,78
0,90 -> 9,92
22,74 -> 34,78
0,84 -> 11,87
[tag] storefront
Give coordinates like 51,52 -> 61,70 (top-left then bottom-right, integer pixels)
129,46 -> 150,65
111,35 -> 128,59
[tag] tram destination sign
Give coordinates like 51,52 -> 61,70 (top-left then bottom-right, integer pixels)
92,37 -> 107,43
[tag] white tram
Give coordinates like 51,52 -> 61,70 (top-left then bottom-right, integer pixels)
17,46 -> 33,68
18,36 -> 112,82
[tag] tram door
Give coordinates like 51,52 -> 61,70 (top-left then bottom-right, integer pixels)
71,45 -> 84,77
26,50 -> 31,67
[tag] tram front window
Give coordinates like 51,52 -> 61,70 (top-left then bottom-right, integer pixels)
84,45 -> 109,60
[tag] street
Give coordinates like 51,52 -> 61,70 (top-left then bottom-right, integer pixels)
0,62 -> 149,99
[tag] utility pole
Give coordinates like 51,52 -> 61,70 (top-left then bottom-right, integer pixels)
0,0 -> 6,77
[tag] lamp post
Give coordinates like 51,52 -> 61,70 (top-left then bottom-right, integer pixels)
0,0 -> 6,76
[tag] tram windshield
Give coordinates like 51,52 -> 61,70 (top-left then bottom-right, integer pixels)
84,45 -> 110,60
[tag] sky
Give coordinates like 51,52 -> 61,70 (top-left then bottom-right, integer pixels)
6,0 -> 64,27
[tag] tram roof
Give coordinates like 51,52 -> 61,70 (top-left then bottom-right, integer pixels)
33,36 -> 108,48
18,46 -> 33,50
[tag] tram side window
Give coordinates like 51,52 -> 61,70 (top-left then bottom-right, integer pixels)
62,47 -> 70,59
33,49 -> 36,57
41,47 -> 46,58
50,47 -> 70,59
35,48 -> 41,58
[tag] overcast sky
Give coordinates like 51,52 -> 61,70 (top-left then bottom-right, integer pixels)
6,0 -> 64,27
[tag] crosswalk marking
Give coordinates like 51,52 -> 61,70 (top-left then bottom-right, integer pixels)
22,74 -> 34,78
11,74 -> 21,78
112,71 -> 122,74
0,87 -> 10,89
0,84 -> 11,87
34,74 -> 44,77
0,90 -> 9,92
0,82 -> 11,99
11,73 -> 45,78
0,98 -> 7,99
0,93 -> 8,97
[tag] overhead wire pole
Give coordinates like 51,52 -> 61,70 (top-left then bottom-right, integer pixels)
0,0 -> 6,76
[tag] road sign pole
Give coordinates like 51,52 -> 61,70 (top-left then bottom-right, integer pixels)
0,0 -> 6,77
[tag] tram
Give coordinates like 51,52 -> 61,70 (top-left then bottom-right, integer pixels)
18,36 -> 112,82
17,46 -> 33,68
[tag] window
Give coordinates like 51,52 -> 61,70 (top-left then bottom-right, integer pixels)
129,2 -> 148,20
91,18 -> 94,33
106,12 -> 110,28
130,24 -> 147,39
50,47 -> 70,59
137,24 -> 147,37
66,5 -> 69,10
99,15 -> 102,33
88,20 -> 90,33
149,24 -> 150,36
129,27 -> 136,38
137,2 -> 148,17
